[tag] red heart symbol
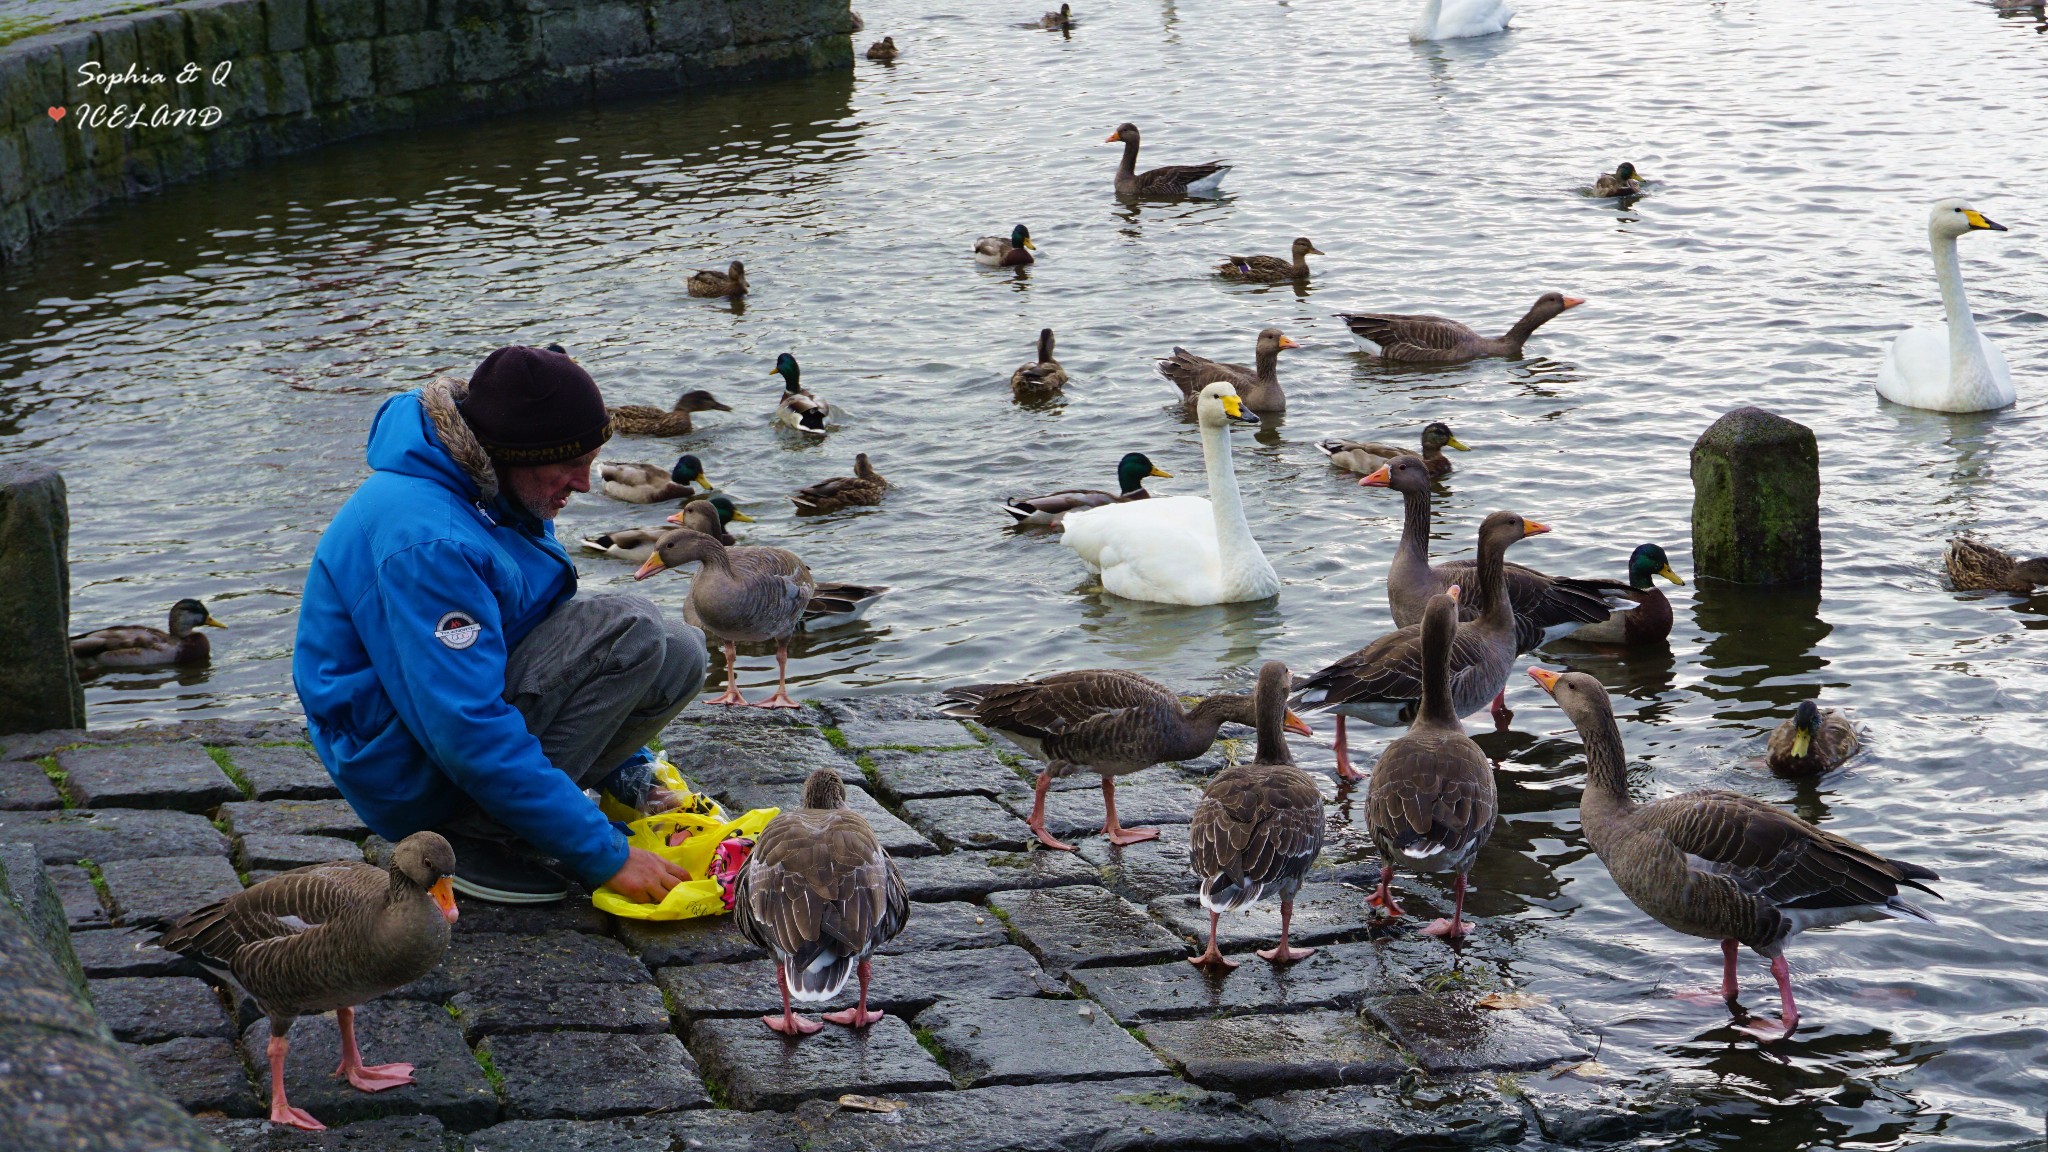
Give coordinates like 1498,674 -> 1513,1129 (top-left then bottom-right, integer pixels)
48,106 -> 66,122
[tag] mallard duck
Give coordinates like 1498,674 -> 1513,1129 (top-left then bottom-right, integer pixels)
735,768 -> 909,1035
1944,536 -> 2048,593
1217,237 -> 1323,283
1366,590 -> 1496,939
1292,512 -> 1545,780
1003,452 -> 1170,527
71,598 -> 224,667
599,454 -> 712,504
1567,544 -> 1683,646
1040,3 -> 1073,28
1876,201 -> 2013,413
1156,328 -> 1299,413
154,832 -> 458,1130
636,528 -> 814,708
607,390 -> 733,437
1337,292 -> 1583,363
1592,162 -> 1643,198
1106,122 -> 1230,197
791,453 -> 887,513
1765,701 -> 1861,777
1318,422 -> 1469,479
976,225 -> 1037,267
580,527 -> 671,562
660,493 -> 754,545
865,36 -> 898,60
1187,660 -> 1325,970
1011,327 -> 1066,395
687,260 -> 749,299
771,353 -> 830,436
1411,0 -> 1514,40
1530,669 -> 1939,1039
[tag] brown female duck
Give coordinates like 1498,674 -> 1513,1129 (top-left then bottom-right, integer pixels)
1003,452 -> 1170,526
1765,700 -> 1861,777
1337,292 -> 1583,363
865,36 -> 898,60
154,833 -> 459,1130
635,528 -> 814,708
1945,537 -> 2048,594
1318,422 -> 1469,479
791,453 -> 887,512
71,598 -> 223,668
1106,122 -> 1230,197
1156,327 -> 1300,412
608,390 -> 733,437
1592,162 -> 1643,198
1011,327 -> 1066,396
1566,543 -> 1683,646
687,260 -> 749,298
1217,237 -> 1323,283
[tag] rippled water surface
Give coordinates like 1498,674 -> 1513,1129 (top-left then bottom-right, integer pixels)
5,0 -> 2048,1144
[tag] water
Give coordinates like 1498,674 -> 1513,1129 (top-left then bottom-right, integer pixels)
4,0 -> 2047,1143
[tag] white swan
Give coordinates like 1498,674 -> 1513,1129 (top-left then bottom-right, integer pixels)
1876,199 -> 2014,413
1411,0 -> 1515,41
1061,382 -> 1280,606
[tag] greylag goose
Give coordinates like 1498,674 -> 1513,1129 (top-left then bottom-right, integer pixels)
800,582 -> 891,631
735,768 -> 909,1034
1592,163 -> 1643,198
791,453 -> 887,512
1530,668 -> 1940,1039
608,390 -> 733,437
1945,537 -> 2048,594
1217,238 -> 1323,283
1003,452 -> 1170,527
1565,543 -> 1684,646
661,493 -> 754,545
1365,591 -> 1496,939
1765,701 -> 1861,777
599,454 -> 712,504
940,669 -> 1311,851
1337,292 -> 1582,363
1156,328 -> 1300,413
976,225 -> 1038,267
1187,661 -> 1326,969
1011,328 -> 1066,396
1106,122 -> 1230,197
687,260 -> 749,299
154,833 -> 458,1130
1318,422 -> 1469,479
1291,511 -> 1545,780
865,36 -> 898,60
71,598 -> 223,668
772,353 -> 830,436
635,528 -> 815,708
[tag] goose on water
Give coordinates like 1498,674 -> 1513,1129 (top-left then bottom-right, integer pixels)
1106,122 -> 1230,198
1875,200 -> 2013,413
1337,292 -> 1582,363
1156,328 -> 1300,413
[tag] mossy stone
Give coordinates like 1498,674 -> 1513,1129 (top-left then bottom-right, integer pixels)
1690,407 -> 1821,586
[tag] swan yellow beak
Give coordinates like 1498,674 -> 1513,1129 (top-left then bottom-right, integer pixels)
1220,394 -> 1244,418
1523,519 -> 1551,537
1445,436 -> 1471,451
203,616 -> 226,628
1359,465 -> 1391,487
634,553 -> 667,581
1528,667 -> 1562,693
1149,465 -> 1174,479
430,877 -> 459,924
730,509 -> 757,523
1790,730 -> 1812,759
1658,564 -> 1684,585
1283,710 -> 1315,737
1963,210 -> 2007,232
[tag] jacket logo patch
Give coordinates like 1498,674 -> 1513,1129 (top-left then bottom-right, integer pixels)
434,611 -> 482,650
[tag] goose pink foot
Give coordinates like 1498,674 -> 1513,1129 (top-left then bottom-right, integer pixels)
764,963 -> 824,1035
1676,939 -> 1743,1006
334,1007 -> 414,1092
752,645 -> 804,709
1366,865 -> 1406,919
1100,777 -> 1159,845
1419,874 -> 1473,938
1025,771 -> 1076,851
1736,955 -> 1800,1040
1333,716 -> 1366,783
1187,911 -> 1239,971
1257,901 -> 1316,962
707,641 -> 750,705
821,961 -> 884,1027
265,1034 -> 325,1131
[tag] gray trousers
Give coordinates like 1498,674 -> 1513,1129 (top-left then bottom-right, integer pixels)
446,593 -> 706,845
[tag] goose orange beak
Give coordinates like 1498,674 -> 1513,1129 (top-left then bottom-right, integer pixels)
1528,667 -> 1562,694
1359,465 -> 1391,487
1277,336 -> 1302,350
1283,710 -> 1314,737
1561,297 -> 1585,309
634,553 -> 667,581
665,510 -> 687,525
1105,130 -> 1122,142
430,877 -> 458,924
1523,519 -> 1551,537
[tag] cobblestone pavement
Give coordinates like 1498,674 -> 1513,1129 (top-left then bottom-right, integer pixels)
0,698 -> 1695,1151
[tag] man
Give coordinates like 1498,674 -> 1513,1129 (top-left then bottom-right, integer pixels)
294,345 -> 704,905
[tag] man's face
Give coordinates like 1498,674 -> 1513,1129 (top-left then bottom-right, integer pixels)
501,448 -> 597,521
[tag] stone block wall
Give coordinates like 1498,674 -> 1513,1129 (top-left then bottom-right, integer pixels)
0,0 -> 856,262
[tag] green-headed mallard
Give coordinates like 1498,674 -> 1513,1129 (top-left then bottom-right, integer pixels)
1003,452 -> 1170,526
975,225 -> 1037,267
599,454 -> 712,504
772,353 -> 830,437
608,390 -> 733,437
1010,328 -> 1066,396
791,453 -> 887,513
1106,122 -> 1229,197
687,260 -> 749,299
71,598 -> 223,667
1592,162 -> 1643,198
1568,543 -> 1684,646
1318,421 -> 1469,478
1765,700 -> 1861,777
1217,237 -> 1323,283
1338,293 -> 1584,363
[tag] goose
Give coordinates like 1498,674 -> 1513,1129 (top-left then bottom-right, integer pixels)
1765,701 -> 1861,777
686,260 -> 749,299
1944,536 -> 2048,593
865,36 -> 898,60
736,768 -> 909,1035
1291,511 -> 1544,780
1530,668 -> 1940,1039
635,528 -> 814,708
1040,3 -> 1073,28
1217,237 -> 1323,283
1592,162 -> 1643,198
1875,200 -> 2013,413
1366,590 -> 1496,939
1565,543 -> 1684,646
598,454 -> 712,504
800,582 -> 891,631
154,833 -> 459,1130
1156,328 -> 1300,412
791,453 -> 887,512
1003,452 -> 1171,527
1318,422 -> 1469,479
660,493 -> 754,545
71,598 -> 223,668
1187,660 -> 1326,969
1011,327 -> 1067,396
607,390 -> 733,438
1061,382 -> 1279,605
771,353 -> 830,436
941,669 -> 1313,851
1411,0 -> 1514,41
975,225 -> 1038,267
1106,122 -> 1230,198
1337,292 -> 1582,363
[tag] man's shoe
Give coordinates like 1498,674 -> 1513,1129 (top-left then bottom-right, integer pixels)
441,833 -> 569,905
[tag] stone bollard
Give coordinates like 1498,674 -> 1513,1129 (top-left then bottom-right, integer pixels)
1689,407 -> 1822,586
0,464 -> 86,735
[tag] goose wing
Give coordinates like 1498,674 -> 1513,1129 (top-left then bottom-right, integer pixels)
1366,732 -> 1495,863
940,669 -> 1173,742
1336,312 -> 1479,360
736,810 -> 909,970
1190,763 -> 1326,909
1290,620 -> 1500,711
1133,163 -> 1228,196
1155,348 -> 1252,398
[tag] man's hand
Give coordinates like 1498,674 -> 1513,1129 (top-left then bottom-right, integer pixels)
605,846 -> 691,904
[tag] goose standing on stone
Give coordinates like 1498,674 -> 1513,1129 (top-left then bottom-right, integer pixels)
1945,536 -> 2048,593
1156,328 -> 1300,413
1011,327 -> 1067,397
599,454 -> 712,504
1003,452 -> 1171,527
1318,422 -> 1469,479
1411,0 -> 1514,40
71,598 -> 224,668
635,528 -> 814,708
1217,238 -> 1323,283
1530,668 -> 1940,1039
1366,591 -> 1496,939
772,353 -> 830,436
1875,200 -> 2013,413
1765,701 -> 1861,777
1061,382 -> 1279,605
736,768 -> 909,1035
975,225 -> 1038,267
1187,661 -> 1326,969
1337,293 -> 1581,363
1106,122 -> 1230,198
154,833 -> 459,1130
608,390 -> 733,437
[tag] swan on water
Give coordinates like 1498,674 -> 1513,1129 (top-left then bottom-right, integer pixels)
1875,199 -> 2014,413
1411,0 -> 1515,41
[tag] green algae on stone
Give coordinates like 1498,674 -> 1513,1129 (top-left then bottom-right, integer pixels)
1689,406 -> 1821,586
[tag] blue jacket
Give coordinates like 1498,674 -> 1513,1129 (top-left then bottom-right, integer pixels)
293,388 -> 628,886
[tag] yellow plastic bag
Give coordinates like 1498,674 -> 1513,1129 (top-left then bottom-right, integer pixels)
592,754 -> 779,921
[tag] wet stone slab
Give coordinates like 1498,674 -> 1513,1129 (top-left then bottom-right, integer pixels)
1078,823 -> 1200,903
1002,769 -> 1206,840
465,1111 -> 798,1152
1518,1075 -> 1696,1145
392,930 -> 651,1002
127,1035 -> 263,1118
48,862 -> 110,928
0,759 -> 62,810
1148,882 -> 1378,953
1365,993 -> 1591,1074
788,1076 -> 1279,1152
662,723 -> 853,795
616,900 -> 1003,968
658,944 -> 1060,1023
900,794 -> 1034,852
236,833 -> 362,871
829,715 -> 978,750
483,1030 -> 710,1119
1248,1080 -> 1528,1151
913,996 -> 1166,1086
69,925 -> 202,978
721,781 -> 935,858
225,746 -> 341,801
99,854 -> 244,925
218,798 -> 369,841
893,848 -> 1098,903
0,807 -> 230,862
1070,940 -> 1419,1024
450,982 -> 671,1042
987,884 -> 1187,972
455,892 -> 612,937
815,693 -> 953,726
237,1000 -> 498,1129
90,976 -> 232,1043
55,742 -> 241,811
864,747 -> 1025,802
202,1114 -> 449,1152
687,1014 -> 952,1111
1140,1010 -> 1406,1094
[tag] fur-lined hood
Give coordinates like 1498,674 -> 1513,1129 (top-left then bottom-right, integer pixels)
419,376 -> 498,502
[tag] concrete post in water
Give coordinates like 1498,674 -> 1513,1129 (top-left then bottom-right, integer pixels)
1689,407 -> 1822,586
0,464 -> 86,735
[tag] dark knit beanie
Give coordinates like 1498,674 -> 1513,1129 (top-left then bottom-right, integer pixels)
461,345 -> 613,465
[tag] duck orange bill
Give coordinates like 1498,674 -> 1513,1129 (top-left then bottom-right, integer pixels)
1359,466 -> 1391,487
1527,667 -> 1562,693
1523,519 -> 1551,537
1283,710 -> 1315,737
633,554 -> 667,581
430,877 -> 459,924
